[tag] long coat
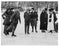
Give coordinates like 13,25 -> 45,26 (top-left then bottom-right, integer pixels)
2,10 -> 14,25
48,11 -> 57,31
40,11 -> 48,30
30,11 -> 38,26
2,10 -> 14,34
24,12 -> 31,25
11,11 -> 21,24
7,10 -> 21,30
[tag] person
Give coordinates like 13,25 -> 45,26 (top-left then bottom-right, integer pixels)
55,22 -> 58,33
7,9 -> 21,37
24,9 -> 30,34
53,9 -> 57,33
2,7 -> 14,35
40,8 -> 48,32
48,8 -> 57,33
30,8 -> 38,33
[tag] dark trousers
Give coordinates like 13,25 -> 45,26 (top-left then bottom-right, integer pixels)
12,23 -> 17,35
4,25 -> 8,35
31,25 -> 37,32
25,21 -> 30,34
31,19 -> 37,32
4,25 -> 12,35
54,23 -> 58,32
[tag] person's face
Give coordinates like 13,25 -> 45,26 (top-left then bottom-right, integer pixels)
31,9 -> 34,12
8,9 -> 11,12
13,9 -> 16,11
27,11 -> 30,13
45,9 -> 47,12
49,11 -> 52,14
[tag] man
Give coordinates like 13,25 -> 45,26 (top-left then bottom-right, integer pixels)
40,8 -> 48,32
24,9 -> 30,34
8,9 -> 21,37
30,8 -> 38,33
2,7 -> 14,35
34,9 -> 38,32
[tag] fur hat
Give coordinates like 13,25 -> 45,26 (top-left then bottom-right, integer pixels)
49,8 -> 54,12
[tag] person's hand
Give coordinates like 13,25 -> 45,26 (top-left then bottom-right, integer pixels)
3,17 -> 5,19
20,21 -> 21,24
3,16 -> 6,19
55,20 -> 58,24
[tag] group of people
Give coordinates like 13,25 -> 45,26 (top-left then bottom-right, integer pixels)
2,7 -> 58,37
2,8 -> 21,37
40,8 -> 57,33
24,8 -> 38,34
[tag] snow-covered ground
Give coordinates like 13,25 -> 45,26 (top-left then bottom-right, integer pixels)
1,9 -> 58,45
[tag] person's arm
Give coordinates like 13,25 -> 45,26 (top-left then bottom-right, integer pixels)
40,12 -> 42,22
24,12 -> 26,19
53,12 -> 57,22
47,13 -> 48,22
36,13 -> 38,21
10,11 -> 15,22
2,12 -> 7,19
18,13 -> 21,23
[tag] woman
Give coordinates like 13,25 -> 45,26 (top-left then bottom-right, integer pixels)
48,8 -> 57,33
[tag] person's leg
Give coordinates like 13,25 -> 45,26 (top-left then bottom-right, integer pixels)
55,23 -> 58,33
27,24 -> 30,34
49,30 -> 53,33
42,30 -> 45,32
25,21 -> 28,34
31,20 -> 34,32
32,26 -> 34,32
4,25 -> 9,35
12,24 -> 17,37
35,21 -> 38,33
25,24 -> 27,34
54,22 -> 58,33
7,25 -> 12,34
9,28 -> 12,33
35,25 -> 38,33
4,25 -> 7,35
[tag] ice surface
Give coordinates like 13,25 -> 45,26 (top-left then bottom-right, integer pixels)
1,9 -> 58,45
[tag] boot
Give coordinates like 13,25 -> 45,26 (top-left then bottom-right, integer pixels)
36,30 -> 38,33
49,30 -> 53,33
12,34 -> 16,37
42,30 -> 45,33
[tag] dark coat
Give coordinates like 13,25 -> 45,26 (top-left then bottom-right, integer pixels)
7,11 -> 21,30
2,10 -> 14,25
30,11 -> 38,19
53,12 -> 57,23
34,11 -> 38,21
11,11 -> 21,24
30,11 -> 38,26
40,11 -> 48,30
53,11 -> 57,31
24,12 -> 30,25
2,10 -> 14,33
